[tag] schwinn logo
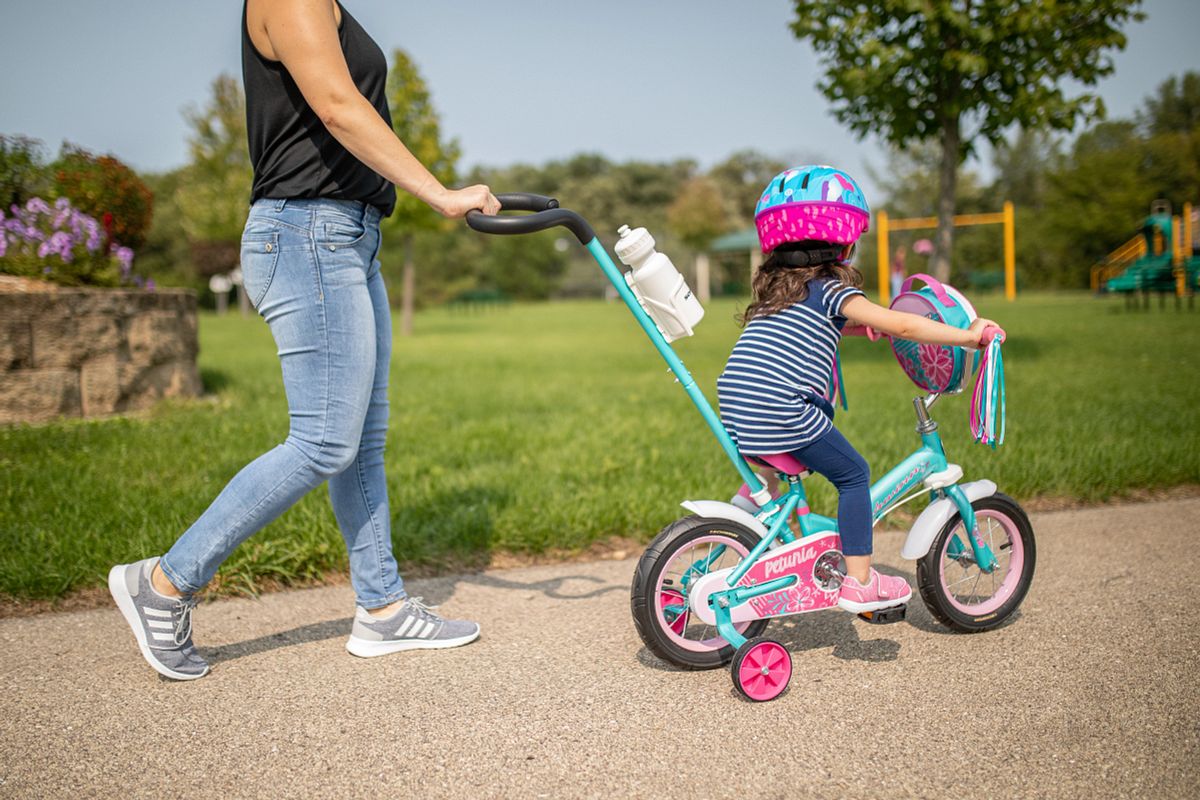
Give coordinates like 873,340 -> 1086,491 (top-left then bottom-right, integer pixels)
873,463 -> 930,514
763,545 -> 818,580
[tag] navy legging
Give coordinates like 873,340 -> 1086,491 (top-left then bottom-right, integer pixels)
790,426 -> 872,556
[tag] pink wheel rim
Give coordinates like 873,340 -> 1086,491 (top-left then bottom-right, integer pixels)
737,641 -> 791,701
659,590 -> 687,635
653,534 -> 756,653
938,510 -> 1025,616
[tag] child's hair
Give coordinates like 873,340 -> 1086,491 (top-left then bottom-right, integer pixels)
739,242 -> 863,326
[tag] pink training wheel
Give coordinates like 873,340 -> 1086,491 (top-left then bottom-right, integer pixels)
731,638 -> 792,702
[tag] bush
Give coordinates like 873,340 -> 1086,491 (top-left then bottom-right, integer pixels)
51,144 -> 153,251
0,135 -> 51,210
0,196 -> 141,287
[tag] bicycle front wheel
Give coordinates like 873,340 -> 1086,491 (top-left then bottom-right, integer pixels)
916,493 -> 1036,632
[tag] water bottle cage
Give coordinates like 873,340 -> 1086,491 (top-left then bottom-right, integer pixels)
624,272 -> 697,342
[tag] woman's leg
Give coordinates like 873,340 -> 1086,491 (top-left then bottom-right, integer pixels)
327,254 -> 405,609
159,201 -> 379,595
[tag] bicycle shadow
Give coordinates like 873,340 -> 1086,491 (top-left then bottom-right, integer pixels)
635,563 -> 934,673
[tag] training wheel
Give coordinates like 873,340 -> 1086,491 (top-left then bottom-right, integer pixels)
731,637 -> 791,702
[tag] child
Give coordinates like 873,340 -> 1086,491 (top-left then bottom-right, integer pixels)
717,166 -> 997,613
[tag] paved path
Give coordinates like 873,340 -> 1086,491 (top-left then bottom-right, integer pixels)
2,499 -> 1198,799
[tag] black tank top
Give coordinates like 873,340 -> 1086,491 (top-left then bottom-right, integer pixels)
242,1 -> 397,216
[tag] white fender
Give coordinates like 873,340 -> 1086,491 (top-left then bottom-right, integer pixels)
680,500 -> 769,539
900,479 -> 997,560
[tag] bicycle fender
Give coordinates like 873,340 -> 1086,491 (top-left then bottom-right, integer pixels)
680,500 -> 770,540
900,480 -> 997,560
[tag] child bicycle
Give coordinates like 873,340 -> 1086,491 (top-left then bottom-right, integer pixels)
466,191 -> 1035,703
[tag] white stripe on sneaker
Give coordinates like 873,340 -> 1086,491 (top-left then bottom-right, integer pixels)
143,607 -> 172,618
147,620 -> 173,630
394,616 -> 415,637
418,620 -> 435,639
150,632 -> 174,641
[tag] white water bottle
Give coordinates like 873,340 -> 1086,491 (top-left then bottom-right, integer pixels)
614,224 -> 705,342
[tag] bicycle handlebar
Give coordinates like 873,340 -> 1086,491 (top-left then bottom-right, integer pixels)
979,325 -> 1006,346
465,193 -> 596,245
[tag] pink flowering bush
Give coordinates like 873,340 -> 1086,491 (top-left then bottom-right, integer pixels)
0,196 -> 149,288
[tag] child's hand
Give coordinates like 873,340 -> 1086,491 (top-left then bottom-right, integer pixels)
967,318 -> 1003,349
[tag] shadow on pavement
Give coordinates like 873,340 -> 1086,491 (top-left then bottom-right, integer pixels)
417,572 -> 625,606
203,571 -> 624,666
205,616 -> 353,665
632,563 -> 936,672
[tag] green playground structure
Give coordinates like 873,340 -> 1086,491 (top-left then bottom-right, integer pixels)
1093,200 -> 1200,308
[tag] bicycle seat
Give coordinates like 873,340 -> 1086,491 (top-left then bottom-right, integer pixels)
747,453 -> 809,477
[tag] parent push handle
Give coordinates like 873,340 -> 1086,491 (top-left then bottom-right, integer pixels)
465,193 -> 596,245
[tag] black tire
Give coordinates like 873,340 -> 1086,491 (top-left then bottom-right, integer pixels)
916,493 -> 1036,632
630,516 -> 769,670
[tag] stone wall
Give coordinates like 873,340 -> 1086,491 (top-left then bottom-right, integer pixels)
0,282 -> 202,424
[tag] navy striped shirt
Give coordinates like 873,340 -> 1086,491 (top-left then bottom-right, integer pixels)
717,278 -> 864,454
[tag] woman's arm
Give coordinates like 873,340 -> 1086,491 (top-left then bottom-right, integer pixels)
249,0 -> 499,218
842,295 -> 997,349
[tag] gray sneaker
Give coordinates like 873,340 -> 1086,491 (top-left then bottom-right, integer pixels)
346,597 -> 480,658
108,557 -> 209,681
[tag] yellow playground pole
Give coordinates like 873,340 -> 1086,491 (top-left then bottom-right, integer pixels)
1003,201 -> 1016,301
876,204 -> 1016,303
877,210 -> 890,304
1186,202 -> 1194,255
1173,214 -> 1185,297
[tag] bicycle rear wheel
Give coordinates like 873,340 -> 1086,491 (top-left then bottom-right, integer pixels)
631,516 -> 768,669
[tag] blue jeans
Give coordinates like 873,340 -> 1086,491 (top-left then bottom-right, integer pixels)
160,198 -> 405,609
789,425 -> 872,557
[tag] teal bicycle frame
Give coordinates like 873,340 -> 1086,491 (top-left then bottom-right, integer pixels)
580,237 -> 998,648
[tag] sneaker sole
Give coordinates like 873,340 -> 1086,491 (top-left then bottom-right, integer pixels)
837,592 -> 913,614
107,565 -> 210,682
345,629 -> 481,658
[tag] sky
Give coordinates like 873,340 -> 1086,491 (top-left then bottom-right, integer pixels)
3,0 -> 1200,203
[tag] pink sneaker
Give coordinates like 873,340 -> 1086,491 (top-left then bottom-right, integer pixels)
838,568 -> 913,613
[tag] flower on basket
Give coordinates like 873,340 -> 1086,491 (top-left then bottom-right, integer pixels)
918,343 -> 956,390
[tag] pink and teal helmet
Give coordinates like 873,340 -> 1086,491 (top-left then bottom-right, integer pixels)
755,165 -> 870,254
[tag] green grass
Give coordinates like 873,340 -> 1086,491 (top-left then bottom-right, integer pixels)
2,291 -> 1199,601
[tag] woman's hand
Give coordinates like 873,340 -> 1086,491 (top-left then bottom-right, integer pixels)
425,184 -> 501,218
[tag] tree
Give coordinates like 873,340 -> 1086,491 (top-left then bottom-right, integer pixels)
175,74 -> 253,277
667,176 -> 729,302
1141,72 -> 1200,136
791,0 -> 1143,282
708,150 -> 787,227
0,135 -> 50,209
667,176 -> 728,250
384,48 -> 460,335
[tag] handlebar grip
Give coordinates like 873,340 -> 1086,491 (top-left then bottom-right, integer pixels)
979,325 -> 1006,346
465,194 -> 596,245
495,193 -> 559,212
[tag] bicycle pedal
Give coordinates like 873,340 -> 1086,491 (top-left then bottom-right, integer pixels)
857,604 -> 907,625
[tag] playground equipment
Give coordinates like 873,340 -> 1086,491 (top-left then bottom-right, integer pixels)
466,194 -> 1034,703
1093,201 -> 1199,308
876,202 -> 1017,304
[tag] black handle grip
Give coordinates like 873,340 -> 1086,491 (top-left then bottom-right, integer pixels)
466,193 -> 596,245
495,193 -> 559,212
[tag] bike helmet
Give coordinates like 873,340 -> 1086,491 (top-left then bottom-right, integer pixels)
755,165 -> 870,254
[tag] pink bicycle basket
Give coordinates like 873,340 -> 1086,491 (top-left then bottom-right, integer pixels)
888,273 -> 978,393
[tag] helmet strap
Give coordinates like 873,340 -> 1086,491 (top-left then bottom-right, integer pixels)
773,246 -> 845,268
